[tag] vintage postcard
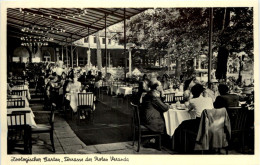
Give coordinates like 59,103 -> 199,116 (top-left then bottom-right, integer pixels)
0,0 -> 259,165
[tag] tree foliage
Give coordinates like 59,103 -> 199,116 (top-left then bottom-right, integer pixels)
115,7 -> 253,60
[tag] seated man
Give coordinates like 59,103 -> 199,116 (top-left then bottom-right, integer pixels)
214,84 -> 239,108
140,81 -> 170,133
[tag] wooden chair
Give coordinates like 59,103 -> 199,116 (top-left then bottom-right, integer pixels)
77,92 -> 95,124
11,90 -> 27,98
7,111 -> 32,154
31,104 -> 56,152
226,107 -> 248,153
164,93 -> 175,104
15,85 -> 25,90
174,96 -> 184,103
7,97 -> 22,101
130,102 -> 162,152
7,100 -> 25,108
99,81 -> 110,100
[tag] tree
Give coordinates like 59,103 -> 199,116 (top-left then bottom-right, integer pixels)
114,8 -> 253,79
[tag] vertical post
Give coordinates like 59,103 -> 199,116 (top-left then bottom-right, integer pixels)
76,48 -> 79,67
129,48 -> 132,78
87,27 -> 91,67
105,14 -> 107,74
208,8 -> 213,85
198,57 -> 201,69
61,45 -> 64,62
124,8 -> 127,81
108,51 -> 111,68
194,57 -> 196,69
71,35 -> 73,68
66,42 -> 68,67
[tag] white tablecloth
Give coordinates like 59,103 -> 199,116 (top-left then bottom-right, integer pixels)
111,84 -> 127,95
118,87 -> 133,96
164,107 -> 196,137
164,89 -> 183,96
10,85 -> 31,100
8,95 -> 29,107
7,107 -> 37,128
66,92 -> 96,112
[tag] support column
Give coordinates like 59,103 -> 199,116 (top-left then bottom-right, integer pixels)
124,8 -> 127,80
108,51 -> 111,68
61,45 -> 64,62
66,44 -> 68,67
208,8 -> 213,84
76,48 -> 79,67
105,14 -> 107,74
193,57 -> 196,69
198,57 -> 201,69
71,36 -> 73,68
129,48 -> 132,78
87,27 -> 91,67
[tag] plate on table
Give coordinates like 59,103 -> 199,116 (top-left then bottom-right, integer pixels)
176,106 -> 187,110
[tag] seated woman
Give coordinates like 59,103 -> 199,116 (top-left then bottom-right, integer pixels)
66,74 -> 82,93
161,74 -> 170,90
140,81 -> 170,133
214,84 -> 239,108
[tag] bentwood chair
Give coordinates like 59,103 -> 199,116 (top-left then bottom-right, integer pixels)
77,92 -> 95,124
130,102 -> 162,152
7,111 -> 32,154
226,107 -> 248,153
31,104 -> 56,152
7,100 -> 25,108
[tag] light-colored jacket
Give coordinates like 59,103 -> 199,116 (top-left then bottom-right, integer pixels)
194,108 -> 231,150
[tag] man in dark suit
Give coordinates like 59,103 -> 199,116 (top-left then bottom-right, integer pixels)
140,81 -> 170,133
214,84 -> 239,108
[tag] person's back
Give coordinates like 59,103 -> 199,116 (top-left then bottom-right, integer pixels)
214,84 -> 239,108
189,96 -> 214,117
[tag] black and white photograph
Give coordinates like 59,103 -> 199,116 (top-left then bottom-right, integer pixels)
1,0 -> 259,164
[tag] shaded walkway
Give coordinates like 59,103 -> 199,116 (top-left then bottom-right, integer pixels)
66,101 -> 133,145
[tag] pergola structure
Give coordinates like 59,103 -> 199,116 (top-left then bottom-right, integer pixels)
7,8 -> 148,74
7,8 -> 148,45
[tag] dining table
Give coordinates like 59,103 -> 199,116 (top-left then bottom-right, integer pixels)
163,104 -> 196,137
110,84 -> 126,95
118,86 -> 133,96
9,84 -> 31,100
8,95 -> 30,107
163,104 -> 196,150
7,107 -> 37,128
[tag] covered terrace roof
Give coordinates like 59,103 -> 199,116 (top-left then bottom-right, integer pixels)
7,8 -> 148,46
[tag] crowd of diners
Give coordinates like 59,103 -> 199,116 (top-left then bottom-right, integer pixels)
7,61 -> 254,151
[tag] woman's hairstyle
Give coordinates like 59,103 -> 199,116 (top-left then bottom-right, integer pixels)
218,84 -> 229,95
191,84 -> 205,98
